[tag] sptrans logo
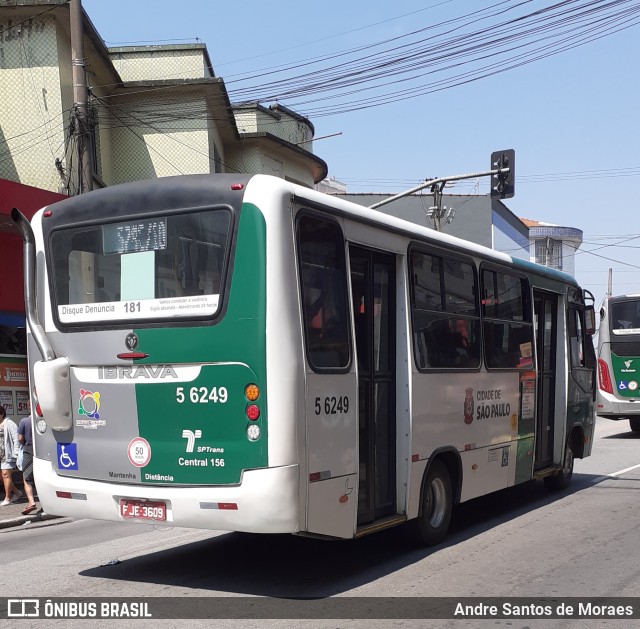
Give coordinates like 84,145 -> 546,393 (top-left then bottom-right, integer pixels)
182,429 -> 202,452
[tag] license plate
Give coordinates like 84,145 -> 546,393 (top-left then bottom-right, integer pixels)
119,499 -> 166,521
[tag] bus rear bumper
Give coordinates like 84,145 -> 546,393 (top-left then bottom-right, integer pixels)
596,391 -> 640,419
33,457 -> 300,533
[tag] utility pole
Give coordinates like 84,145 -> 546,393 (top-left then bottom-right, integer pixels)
70,0 -> 92,193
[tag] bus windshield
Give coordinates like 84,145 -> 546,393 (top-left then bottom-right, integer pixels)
50,208 -> 232,324
610,299 -> 640,336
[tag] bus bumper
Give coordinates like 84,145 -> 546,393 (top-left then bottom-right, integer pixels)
33,457 -> 300,533
597,391 -> 640,419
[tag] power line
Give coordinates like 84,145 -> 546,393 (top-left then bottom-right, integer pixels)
0,1 -> 70,37
92,1 -> 640,120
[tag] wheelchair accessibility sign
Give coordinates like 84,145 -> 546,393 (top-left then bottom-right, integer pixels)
57,443 -> 78,470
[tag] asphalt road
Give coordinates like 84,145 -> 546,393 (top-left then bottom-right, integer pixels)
2,416 -> 639,628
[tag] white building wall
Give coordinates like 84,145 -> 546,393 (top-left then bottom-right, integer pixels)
234,107 -> 313,146
561,241 -> 577,276
492,212 -> 529,260
108,96 -> 212,184
110,46 -> 212,81
0,14 -> 67,192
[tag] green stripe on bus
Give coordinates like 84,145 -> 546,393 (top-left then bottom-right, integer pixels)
134,203 -> 268,484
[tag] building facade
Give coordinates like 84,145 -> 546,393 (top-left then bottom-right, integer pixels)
521,218 -> 583,277
0,1 -> 326,194
0,178 -> 66,422
336,192 -> 531,260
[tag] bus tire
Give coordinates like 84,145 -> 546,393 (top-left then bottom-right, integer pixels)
544,442 -> 574,491
629,419 -> 640,432
405,460 -> 452,546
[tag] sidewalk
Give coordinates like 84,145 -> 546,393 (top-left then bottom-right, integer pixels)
0,482 -> 60,530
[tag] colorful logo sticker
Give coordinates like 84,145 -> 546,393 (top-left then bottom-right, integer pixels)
128,437 -> 151,468
629,381 -> 639,391
57,443 -> 78,470
78,388 -> 101,419
464,388 -> 474,425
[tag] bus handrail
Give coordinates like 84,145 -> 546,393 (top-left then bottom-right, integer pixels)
11,207 -> 56,362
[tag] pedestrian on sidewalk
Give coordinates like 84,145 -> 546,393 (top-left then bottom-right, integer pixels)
18,415 -> 37,515
0,405 -> 22,506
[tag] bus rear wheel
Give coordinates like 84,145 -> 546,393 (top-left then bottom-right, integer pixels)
405,460 -> 452,546
544,442 -> 574,491
629,418 -> 640,432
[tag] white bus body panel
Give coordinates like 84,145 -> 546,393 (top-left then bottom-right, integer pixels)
303,351 -> 358,539
412,371 -> 521,502
34,457 -> 300,533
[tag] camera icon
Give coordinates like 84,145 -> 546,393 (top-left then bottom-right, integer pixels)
8,599 -> 40,617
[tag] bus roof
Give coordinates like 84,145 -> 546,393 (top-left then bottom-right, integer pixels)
35,173 -> 582,290
607,294 -> 640,302
280,176 -> 581,288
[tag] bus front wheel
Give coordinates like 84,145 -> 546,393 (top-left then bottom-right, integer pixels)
544,442 -> 574,491
629,418 -> 640,432
405,460 -> 452,546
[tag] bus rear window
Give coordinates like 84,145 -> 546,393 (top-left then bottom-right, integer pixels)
611,301 -> 640,335
50,209 -> 231,324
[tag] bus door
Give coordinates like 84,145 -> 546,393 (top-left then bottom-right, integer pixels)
533,291 -> 557,469
349,246 -> 397,526
299,214 -> 358,539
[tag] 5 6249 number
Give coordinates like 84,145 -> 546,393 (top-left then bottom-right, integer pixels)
314,396 -> 350,415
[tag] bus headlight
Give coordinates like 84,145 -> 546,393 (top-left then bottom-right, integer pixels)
35,418 -> 47,434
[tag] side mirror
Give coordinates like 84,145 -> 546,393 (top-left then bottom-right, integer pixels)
585,306 -> 596,336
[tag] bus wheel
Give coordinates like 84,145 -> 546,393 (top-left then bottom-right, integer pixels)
629,419 -> 640,432
405,460 -> 452,546
544,442 -> 574,491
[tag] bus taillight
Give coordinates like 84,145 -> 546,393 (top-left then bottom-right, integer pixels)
598,358 -> 613,394
245,384 -> 259,401
246,404 -> 260,421
33,387 -> 43,418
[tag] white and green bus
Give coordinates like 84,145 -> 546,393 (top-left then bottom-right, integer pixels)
596,294 -> 640,432
14,173 -> 597,545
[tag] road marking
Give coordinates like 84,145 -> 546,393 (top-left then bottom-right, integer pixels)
610,463 -> 640,477
592,462 -> 640,484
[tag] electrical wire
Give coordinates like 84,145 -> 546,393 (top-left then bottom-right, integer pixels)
91,1 -> 640,120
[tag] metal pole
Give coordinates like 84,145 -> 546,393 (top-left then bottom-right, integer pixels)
70,0 -> 92,193
368,168 -> 510,210
11,209 -> 56,362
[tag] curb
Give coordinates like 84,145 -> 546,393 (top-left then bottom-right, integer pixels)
0,512 -> 65,530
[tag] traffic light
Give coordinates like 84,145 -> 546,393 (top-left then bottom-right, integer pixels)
490,149 -> 515,199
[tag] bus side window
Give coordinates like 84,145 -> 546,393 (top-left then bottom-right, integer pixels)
297,214 -> 351,371
569,306 -> 595,394
481,269 -> 533,370
568,308 -> 586,368
410,249 -> 480,370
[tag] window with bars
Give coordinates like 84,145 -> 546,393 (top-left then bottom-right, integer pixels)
535,238 -> 563,269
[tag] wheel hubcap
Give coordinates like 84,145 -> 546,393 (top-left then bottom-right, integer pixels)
427,477 -> 446,527
564,449 -> 574,476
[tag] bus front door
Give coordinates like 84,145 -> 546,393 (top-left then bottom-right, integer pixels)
349,246 -> 397,526
534,291 -> 557,469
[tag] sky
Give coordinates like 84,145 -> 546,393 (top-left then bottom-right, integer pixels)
81,0 -> 640,309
